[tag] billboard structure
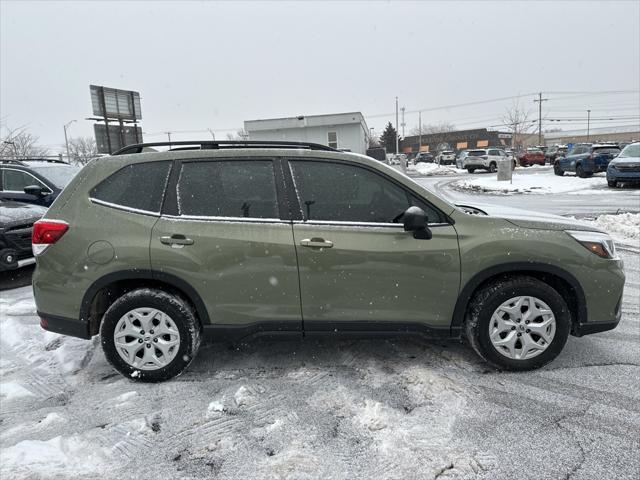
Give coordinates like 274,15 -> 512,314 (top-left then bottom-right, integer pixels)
89,85 -> 143,154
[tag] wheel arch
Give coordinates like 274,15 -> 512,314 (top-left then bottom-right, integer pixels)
452,262 -> 587,335
80,269 -> 210,337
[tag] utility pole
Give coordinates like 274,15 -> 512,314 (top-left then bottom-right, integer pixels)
533,92 -> 548,146
63,120 -> 76,162
418,111 -> 422,152
165,131 -> 172,143
395,97 -> 399,155
586,110 -> 591,141
400,106 -> 406,138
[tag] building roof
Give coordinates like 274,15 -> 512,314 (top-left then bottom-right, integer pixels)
544,124 -> 640,139
245,112 -> 367,132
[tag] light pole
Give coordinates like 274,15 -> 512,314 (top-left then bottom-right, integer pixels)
586,110 -> 591,142
395,97 -> 399,155
63,120 -> 76,162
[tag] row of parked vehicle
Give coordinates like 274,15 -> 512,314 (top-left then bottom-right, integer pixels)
0,158 -> 80,272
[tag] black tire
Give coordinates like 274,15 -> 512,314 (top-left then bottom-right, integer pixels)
467,167 -> 475,173
607,180 -> 617,188
101,288 -> 202,382
464,276 -> 571,371
489,162 -> 497,173
553,162 -> 564,176
576,164 -> 592,178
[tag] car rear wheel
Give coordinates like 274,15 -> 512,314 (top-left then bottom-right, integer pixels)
467,167 -> 475,173
101,288 -> 201,382
464,276 -> 570,371
553,162 -> 564,176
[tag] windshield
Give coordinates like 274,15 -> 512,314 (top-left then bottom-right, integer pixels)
619,143 -> 640,158
30,165 -> 81,188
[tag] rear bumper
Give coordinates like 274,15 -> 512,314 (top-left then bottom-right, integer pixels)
38,312 -> 91,339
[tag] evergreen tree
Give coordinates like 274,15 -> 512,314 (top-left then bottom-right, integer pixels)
379,122 -> 398,154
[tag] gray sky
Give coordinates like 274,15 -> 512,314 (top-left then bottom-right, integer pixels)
1,0 -> 639,151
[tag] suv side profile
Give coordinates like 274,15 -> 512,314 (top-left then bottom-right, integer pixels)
463,148 -> 513,173
33,141 -> 624,382
555,144 -> 620,178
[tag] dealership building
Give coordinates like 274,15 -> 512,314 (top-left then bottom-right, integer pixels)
399,128 -> 542,154
244,112 -> 369,154
544,125 -> 639,146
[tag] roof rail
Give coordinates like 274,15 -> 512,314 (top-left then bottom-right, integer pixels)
0,159 -> 27,166
112,140 -> 337,156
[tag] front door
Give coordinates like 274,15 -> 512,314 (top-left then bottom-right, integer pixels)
287,159 -> 460,334
150,158 -> 302,331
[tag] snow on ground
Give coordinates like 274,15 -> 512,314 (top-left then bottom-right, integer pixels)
407,162 -> 466,176
1,259 -> 639,480
452,170 -> 610,195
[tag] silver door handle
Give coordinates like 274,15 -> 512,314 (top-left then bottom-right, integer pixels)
160,235 -> 194,246
300,238 -> 333,248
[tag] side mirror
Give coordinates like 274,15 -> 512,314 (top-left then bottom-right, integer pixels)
403,206 -> 432,240
24,185 -> 45,197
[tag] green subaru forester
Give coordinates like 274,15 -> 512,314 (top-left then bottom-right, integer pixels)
32,141 -> 624,382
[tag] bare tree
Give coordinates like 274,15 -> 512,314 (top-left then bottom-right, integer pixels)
226,129 -> 249,140
67,137 -> 99,165
367,132 -> 380,148
409,121 -> 456,136
0,125 -> 50,159
502,101 -> 535,150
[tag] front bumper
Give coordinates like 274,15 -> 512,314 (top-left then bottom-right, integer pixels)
38,312 -> 91,339
0,248 -> 35,272
607,168 -> 640,182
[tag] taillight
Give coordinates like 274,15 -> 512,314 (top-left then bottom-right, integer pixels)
32,220 -> 69,256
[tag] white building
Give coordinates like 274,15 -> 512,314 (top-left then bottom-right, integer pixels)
244,112 -> 369,154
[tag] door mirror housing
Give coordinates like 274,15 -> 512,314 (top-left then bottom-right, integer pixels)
403,206 -> 432,240
24,185 -> 46,197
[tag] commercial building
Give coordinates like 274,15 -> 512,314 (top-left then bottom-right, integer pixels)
244,112 -> 369,154
398,128 -> 538,155
544,125 -> 639,146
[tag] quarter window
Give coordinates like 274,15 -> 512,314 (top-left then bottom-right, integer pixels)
327,131 -> 338,149
90,161 -> 171,213
177,160 -> 278,219
2,169 -> 49,192
290,161 -> 443,224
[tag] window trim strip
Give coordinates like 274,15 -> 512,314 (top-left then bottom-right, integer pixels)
162,214 -> 287,224
89,197 -> 161,217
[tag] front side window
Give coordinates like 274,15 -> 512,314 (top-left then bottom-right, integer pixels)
2,169 -> 49,192
177,160 -> 278,219
90,161 -> 171,213
290,161 -> 442,224
327,131 -> 338,149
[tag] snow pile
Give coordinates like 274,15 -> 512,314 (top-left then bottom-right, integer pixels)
582,213 -> 640,246
407,163 -> 465,176
453,171 -> 606,195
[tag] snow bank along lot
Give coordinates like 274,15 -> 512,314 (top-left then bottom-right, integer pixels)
452,169 -> 639,195
407,163 -> 466,176
0,226 -> 639,479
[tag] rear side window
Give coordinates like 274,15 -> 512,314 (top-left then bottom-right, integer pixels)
468,150 -> 486,156
91,161 -> 171,213
177,160 -> 278,219
592,147 -> 620,155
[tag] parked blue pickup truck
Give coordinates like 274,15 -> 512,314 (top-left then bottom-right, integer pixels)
554,144 -> 620,178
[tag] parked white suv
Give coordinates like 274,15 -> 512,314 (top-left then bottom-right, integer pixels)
463,148 -> 511,173
436,150 -> 456,165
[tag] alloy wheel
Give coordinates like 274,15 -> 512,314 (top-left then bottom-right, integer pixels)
488,296 -> 556,361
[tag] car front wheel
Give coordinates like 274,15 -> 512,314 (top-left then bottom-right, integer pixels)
607,180 -> 617,188
489,162 -> 497,173
101,288 -> 202,382
464,276 -> 571,371
554,162 -> 564,176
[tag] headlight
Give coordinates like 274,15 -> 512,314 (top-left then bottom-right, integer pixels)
566,230 -> 617,259
608,163 -> 617,170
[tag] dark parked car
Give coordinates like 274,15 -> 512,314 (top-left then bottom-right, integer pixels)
0,200 -> 46,271
545,145 -> 568,163
607,142 -> 640,187
0,159 -> 81,207
415,152 -> 434,163
554,144 -> 620,178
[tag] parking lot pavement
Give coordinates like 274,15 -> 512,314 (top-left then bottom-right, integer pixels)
1,250 -> 638,479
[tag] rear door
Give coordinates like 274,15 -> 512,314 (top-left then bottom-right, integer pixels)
150,158 -> 302,331
287,159 -> 460,334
